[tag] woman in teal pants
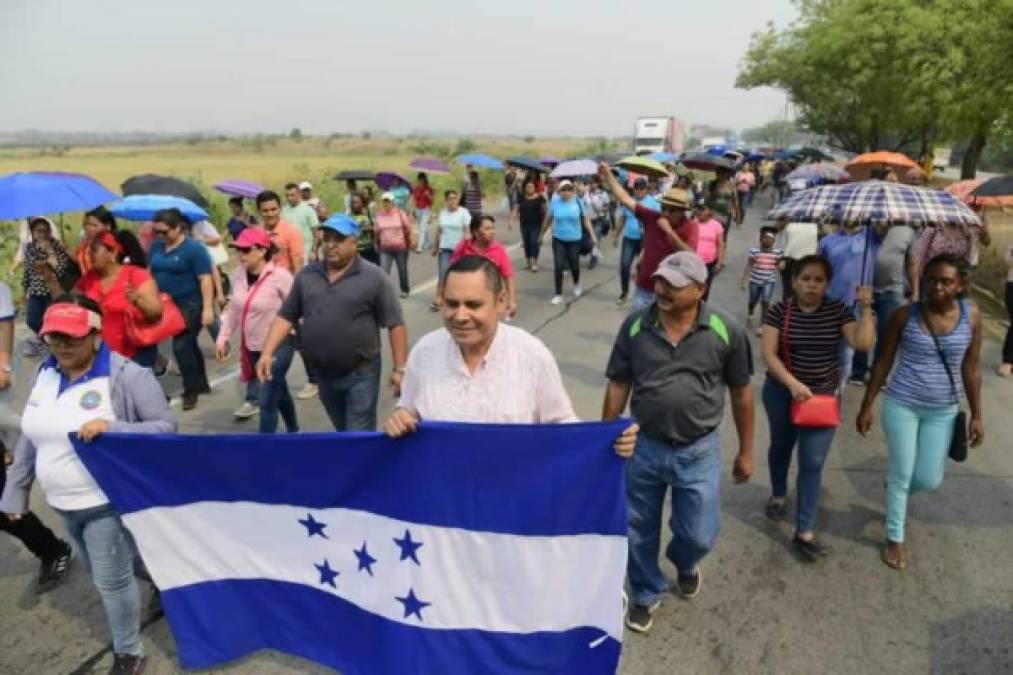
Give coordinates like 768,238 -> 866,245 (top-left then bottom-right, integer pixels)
857,253 -> 984,570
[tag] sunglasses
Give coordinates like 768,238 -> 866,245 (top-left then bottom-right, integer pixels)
43,333 -> 90,347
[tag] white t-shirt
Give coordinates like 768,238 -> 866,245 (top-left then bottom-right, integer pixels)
438,208 -> 472,251
781,222 -> 819,260
0,282 -> 14,320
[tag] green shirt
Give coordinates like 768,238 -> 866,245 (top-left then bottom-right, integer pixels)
282,202 -> 319,254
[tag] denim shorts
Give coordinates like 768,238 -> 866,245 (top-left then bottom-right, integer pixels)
749,279 -> 776,305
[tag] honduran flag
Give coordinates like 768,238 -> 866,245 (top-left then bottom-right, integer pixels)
74,421 -> 628,674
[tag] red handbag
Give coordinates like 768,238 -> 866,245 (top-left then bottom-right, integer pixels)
125,293 -> 186,347
782,299 -> 841,428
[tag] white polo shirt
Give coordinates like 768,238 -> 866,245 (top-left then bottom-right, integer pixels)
22,346 -> 115,511
398,324 -> 579,424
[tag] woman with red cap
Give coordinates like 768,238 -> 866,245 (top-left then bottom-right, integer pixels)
2,295 -> 176,675
77,232 -> 164,369
215,227 -> 298,433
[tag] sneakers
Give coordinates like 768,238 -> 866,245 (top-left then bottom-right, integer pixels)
531,264 -> 538,273
573,285 -> 583,298
847,377 -> 866,387
624,599 -> 661,634
233,401 -> 259,419
675,568 -> 702,598
549,295 -> 564,306
37,541 -> 73,594
108,654 -> 147,675
399,291 -> 410,299
793,534 -> 829,563
296,383 -> 318,400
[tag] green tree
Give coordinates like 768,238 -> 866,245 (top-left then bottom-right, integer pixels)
741,120 -> 798,148
289,127 -> 303,141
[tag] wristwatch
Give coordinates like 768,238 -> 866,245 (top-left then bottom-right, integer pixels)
392,367 -> 406,375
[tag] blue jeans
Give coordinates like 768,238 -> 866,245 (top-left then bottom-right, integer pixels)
619,237 -> 642,299
247,337 -> 298,433
380,250 -> 410,294
629,287 -> 654,315
763,378 -> 838,534
25,294 -> 51,335
55,503 -> 143,656
882,397 -> 957,542
626,431 -> 722,606
317,358 -> 381,431
520,222 -> 541,262
748,280 -> 776,313
173,296 -> 210,396
437,249 -> 453,286
415,208 -> 431,250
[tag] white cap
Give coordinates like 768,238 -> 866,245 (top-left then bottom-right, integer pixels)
381,191 -> 396,201
298,181 -> 313,190
558,179 -> 574,189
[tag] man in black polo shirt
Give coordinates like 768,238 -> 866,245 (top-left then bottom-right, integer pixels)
603,251 -> 755,634
257,214 -> 407,431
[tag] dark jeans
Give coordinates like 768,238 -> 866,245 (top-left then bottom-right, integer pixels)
26,294 -> 51,335
173,296 -> 210,396
130,345 -> 158,369
317,358 -> 381,431
1004,282 -> 1013,365
247,337 -> 298,434
704,262 -> 719,301
359,247 -> 380,267
592,216 -> 609,238
763,377 -> 838,534
520,222 -> 542,261
619,237 -> 642,299
380,250 -> 410,294
781,259 -> 796,302
0,460 -> 64,562
552,238 -> 582,295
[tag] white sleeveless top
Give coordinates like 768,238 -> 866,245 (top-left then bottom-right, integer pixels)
21,350 -> 115,511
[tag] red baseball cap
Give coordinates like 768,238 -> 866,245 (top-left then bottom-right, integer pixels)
40,303 -> 102,338
231,227 -> 272,249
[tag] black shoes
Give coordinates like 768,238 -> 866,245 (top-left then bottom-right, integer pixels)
793,535 -> 829,563
675,568 -> 702,598
109,654 -> 147,675
181,391 -> 199,410
624,599 -> 661,634
37,541 -> 73,593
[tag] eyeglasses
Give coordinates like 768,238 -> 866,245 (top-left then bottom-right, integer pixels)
42,333 -> 90,347
153,227 -> 170,236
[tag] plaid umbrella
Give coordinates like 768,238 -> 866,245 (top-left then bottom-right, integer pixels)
767,180 -> 981,227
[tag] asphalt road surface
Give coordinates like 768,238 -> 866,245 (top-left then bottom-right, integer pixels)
1,193 -> 1011,674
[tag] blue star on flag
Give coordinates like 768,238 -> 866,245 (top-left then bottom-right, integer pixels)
315,559 -> 339,588
396,587 -> 431,620
393,529 -> 423,565
298,513 -> 328,539
354,541 -> 377,576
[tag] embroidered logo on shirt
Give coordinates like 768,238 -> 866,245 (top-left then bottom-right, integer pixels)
80,390 -> 103,410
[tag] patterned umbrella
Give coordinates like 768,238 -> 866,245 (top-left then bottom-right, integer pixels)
767,180 -> 981,227
786,162 -> 851,187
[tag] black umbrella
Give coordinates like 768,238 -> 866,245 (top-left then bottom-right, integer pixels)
970,174 -> 1013,197
504,156 -> 548,173
121,174 -> 209,208
679,152 -> 737,172
791,147 -> 833,162
334,170 -> 376,182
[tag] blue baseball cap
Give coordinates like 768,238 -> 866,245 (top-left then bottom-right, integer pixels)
319,214 -> 359,237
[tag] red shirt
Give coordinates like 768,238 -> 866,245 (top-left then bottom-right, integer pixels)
449,239 -> 515,279
633,203 -> 699,292
412,184 -> 434,209
77,264 -> 155,357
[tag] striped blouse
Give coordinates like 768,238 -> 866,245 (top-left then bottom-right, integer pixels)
764,298 -> 853,393
886,301 -> 971,408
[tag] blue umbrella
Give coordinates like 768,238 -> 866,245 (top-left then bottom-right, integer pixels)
109,194 -> 209,223
456,154 -> 503,170
649,152 -> 678,163
746,152 -> 766,163
0,171 -> 117,219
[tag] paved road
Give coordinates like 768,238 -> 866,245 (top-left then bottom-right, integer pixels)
2,195 -> 1011,674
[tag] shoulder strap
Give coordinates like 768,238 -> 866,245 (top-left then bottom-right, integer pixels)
708,312 -> 730,346
922,303 -> 960,404
780,300 -> 793,374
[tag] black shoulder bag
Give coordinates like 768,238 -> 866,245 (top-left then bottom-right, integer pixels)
924,306 -> 968,462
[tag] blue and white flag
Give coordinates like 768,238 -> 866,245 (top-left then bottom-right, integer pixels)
75,421 -> 628,674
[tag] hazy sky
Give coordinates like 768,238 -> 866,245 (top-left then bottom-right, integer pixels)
2,0 -> 797,136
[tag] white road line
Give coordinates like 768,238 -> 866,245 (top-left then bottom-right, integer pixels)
173,241 -> 525,407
